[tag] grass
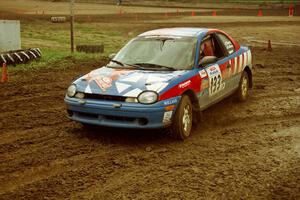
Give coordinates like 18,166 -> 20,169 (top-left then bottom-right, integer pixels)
10,20 -> 135,71
9,49 -> 104,72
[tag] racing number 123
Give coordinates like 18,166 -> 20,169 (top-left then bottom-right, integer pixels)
210,74 -> 221,93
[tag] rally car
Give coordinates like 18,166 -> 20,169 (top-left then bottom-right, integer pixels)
65,28 -> 252,140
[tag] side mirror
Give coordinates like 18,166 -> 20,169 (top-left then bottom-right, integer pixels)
108,53 -> 116,60
199,56 -> 218,67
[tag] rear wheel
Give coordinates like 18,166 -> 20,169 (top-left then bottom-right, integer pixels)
169,95 -> 193,140
236,71 -> 249,102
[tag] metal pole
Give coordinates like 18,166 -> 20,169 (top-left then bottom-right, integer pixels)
70,0 -> 75,53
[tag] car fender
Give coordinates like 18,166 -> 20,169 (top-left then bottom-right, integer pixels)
159,70 -> 201,101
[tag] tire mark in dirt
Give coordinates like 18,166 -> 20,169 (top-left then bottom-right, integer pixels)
0,148 -> 121,196
0,45 -> 300,199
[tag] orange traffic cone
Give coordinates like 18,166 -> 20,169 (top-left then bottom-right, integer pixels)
267,40 -> 272,51
257,9 -> 263,16
212,10 -> 217,16
289,3 -> 293,17
191,11 -> 196,16
1,63 -> 8,83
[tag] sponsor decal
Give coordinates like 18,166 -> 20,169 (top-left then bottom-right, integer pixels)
225,41 -> 234,54
199,69 -> 207,78
163,99 -> 178,106
84,69 -> 131,92
201,78 -> 209,90
179,80 -> 191,89
163,111 -> 173,124
96,77 -> 112,92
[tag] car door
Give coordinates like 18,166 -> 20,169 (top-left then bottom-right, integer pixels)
197,33 -> 231,109
215,32 -> 240,94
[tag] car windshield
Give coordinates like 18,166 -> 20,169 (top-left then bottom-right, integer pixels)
111,36 -> 197,70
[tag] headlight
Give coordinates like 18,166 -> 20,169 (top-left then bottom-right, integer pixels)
137,91 -> 158,104
67,84 -> 76,97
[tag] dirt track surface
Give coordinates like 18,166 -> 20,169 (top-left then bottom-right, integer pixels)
0,45 -> 300,199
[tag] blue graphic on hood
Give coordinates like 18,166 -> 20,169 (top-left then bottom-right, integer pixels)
74,66 -> 186,97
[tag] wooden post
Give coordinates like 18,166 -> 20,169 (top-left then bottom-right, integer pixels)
70,0 -> 75,53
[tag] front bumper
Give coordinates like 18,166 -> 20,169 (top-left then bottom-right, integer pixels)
64,96 -> 180,129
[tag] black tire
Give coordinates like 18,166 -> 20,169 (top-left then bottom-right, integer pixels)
169,95 -> 193,140
236,71 -> 249,102
0,48 -> 41,65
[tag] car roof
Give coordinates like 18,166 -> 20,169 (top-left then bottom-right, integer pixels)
139,27 -> 210,38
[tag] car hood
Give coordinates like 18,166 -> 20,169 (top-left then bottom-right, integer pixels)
74,66 -> 186,97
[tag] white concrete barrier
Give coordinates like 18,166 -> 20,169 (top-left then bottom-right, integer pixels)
0,20 -> 21,52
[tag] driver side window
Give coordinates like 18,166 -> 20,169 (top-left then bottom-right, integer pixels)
198,34 -> 226,65
199,35 -> 214,60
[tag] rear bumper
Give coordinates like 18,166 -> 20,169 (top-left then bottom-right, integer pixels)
64,96 -> 180,129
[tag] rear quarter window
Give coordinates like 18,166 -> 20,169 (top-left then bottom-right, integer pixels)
217,33 -> 235,55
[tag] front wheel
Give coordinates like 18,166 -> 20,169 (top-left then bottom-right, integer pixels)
236,71 -> 249,102
169,95 -> 193,140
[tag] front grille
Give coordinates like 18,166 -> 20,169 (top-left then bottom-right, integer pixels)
84,93 -> 126,102
76,112 -> 98,119
105,115 -> 136,122
74,111 -> 149,126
